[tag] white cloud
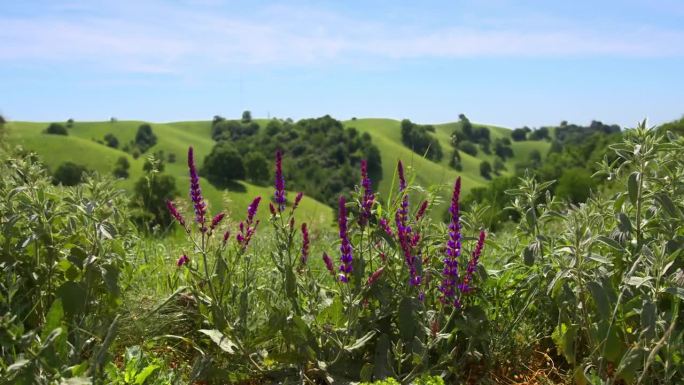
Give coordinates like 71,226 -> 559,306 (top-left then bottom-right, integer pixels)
1,1 -> 682,75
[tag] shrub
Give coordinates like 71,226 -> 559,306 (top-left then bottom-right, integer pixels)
202,142 -> 245,186
458,140 -> 478,156
104,133 -> 119,148
555,167 -> 594,203
113,156 -> 130,179
53,161 -> 88,186
479,160 -> 492,179
135,123 -> 157,153
45,122 -> 68,135
244,151 -> 269,183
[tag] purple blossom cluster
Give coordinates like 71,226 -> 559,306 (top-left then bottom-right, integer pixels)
440,177 -> 462,307
395,161 -> 421,287
237,196 -> 261,249
176,254 -> 190,267
274,150 -> 286,212
322,252 -> 335,276
166,200 -> 188,232
209,212 -> 226,233
460,230 -> 486,293
415,200 -> 429,221
300,223 -> 310,266
359,160 -> 375,226
338,196 -> 353,283
188,147 -> 208,233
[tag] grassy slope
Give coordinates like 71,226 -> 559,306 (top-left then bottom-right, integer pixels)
6,117 -> 550,223
5,120 -> 334,227
344,118 -> 550,213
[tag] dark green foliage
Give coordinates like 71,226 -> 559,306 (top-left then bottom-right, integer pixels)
657,115 -> 684,136
66,118 -> 74,128
242,110 -> 252,123
479,160 -> 492,179
167,152 -> 176,163
0,114 -> 6,125
104,133 -> 119,148
45,122 -> 68,135
459,113 -> 473,138
400,119 -> 443,161
1,151 -> 130,383
529,126 -> 550,140
134,123 -> 157,153
555,168 -> 594,203
554,120 -> 619,144
458,140 -> 478,156
494,138 -> 514,160
206,115 -> 381,207
202,142 -> 246,185
449,149 -> 463,171
131,173 -> 178,230
511,127 -> 529,141
53,161 -> 88,186
211,116 -> 259,141
493,157 -> 506,174
244,151 -> 269,184
113,156 -> 130,179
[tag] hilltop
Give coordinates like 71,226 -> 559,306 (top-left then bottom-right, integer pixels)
3,117 -> 551,224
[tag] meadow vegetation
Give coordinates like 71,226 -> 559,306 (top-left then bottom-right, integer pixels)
0,116 -> 682,384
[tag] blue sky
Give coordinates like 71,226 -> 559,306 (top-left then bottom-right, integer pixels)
1,0 -> 683,128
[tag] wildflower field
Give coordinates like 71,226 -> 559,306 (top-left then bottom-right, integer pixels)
0,121 -> 683,385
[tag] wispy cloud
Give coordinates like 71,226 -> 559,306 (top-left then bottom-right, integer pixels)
1,1 -> 682,75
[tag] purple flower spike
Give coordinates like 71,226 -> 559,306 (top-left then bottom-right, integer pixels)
293,192 -> 304,211
322,252 -> 335,276
397,160 -> 407,192
237,197 -> 261,250
359,160 -> 375,226
379,218 -> 393,237
416,200 -> 429,221
176,254 -> 190,267
461,230 -> 486,294
210,212 -> 225,232
188,147 -> 207,232
367,267 -> 384,286
439,177 -> 462,305
338,196 -> 353,283
274,150 -> 286,212
300,223 -> 310,266
166,200 -> 187,231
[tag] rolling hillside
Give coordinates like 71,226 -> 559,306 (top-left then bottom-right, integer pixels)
4,117 -> 550,223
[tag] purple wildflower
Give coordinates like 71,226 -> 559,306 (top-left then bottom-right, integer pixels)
300,223 -> 310,266
210,212 -> 225,232
397,160 -> 407,192
367,267 -> 384,286
293,192 -> 304,211
322,252 -> 335,276
460,230 -> 486,294
166,200 -> 188,231
379,218 -> 394,237
237,196 -> 261,250
338,196 -> 353,283
274,150 -> 286,212
188,147 -> 207,232
416,200 -> 429,221
359,160 -> 375,226
439,177 -> 462,306
176,254 -> 190,267
269,202 -> 276,216
395,161 -> 420,287
222,230 -> 231,246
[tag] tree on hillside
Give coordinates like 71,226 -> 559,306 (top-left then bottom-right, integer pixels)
458,140 -> 478,156
242,110 -> 252,123
494,138 -> 514,160
66,118 -> 74,128
511,127 -> 528,141
45,123 -> 68,136
104,133 -> 119,148
135,123 -> 157,153
480,160 -> 492,179
53,162 -> 88,186
530,127 -> 550,141
202,142 -> 246,186
113,156 -> 130,179
245,151 -> 269,184
400,119 -> 443,161
459,114 -> 473,138
131,173 -> 178,231
0,115 -> 6,125
449,149 -> 463,171
555,168 -> 594,204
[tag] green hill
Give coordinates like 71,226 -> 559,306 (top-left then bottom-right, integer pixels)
5,117 -> 550,222
4,120 -> 334,228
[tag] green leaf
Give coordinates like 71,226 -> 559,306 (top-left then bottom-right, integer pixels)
626,276 -> 651,288
663,286 -> 684,300
627,172 -> 639,205
134,364 -> 160,385
398,298 -> 420,342
198,329 -> 236,354
640,299 -> 656,341
56,281 -> 86,317
587,281 -> 610,319
597,236 -> 623,251
523,245 -> 535,266
345,331 -> 376,352
42,299 -> 64,341
552,323 -> 578,364
617,213 -> 632,234
316,296 -> 345,328
373,333 -> 394,380
615,346 -> 644,383
59,377 -> 92,385
525,207 -> 536,229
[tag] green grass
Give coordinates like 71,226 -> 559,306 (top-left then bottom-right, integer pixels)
6,117 -> 550,222
5,120 -> 334,227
